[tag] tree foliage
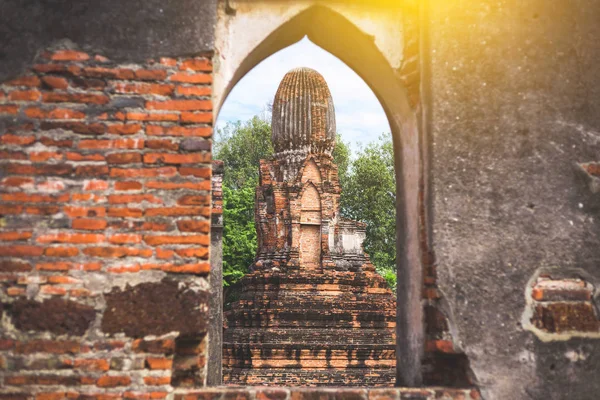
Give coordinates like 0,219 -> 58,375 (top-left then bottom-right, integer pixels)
216,114 -> 395,289
215,116 -> 273,286
340,136 -> 396,289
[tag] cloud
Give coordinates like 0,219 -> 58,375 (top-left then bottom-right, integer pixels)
216,37 -> 391,150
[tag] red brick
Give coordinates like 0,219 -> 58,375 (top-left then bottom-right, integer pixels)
143,235 -> 209,246
113,82 -> 174,96
176,86 -> 211,97
106,152 -> 142,164
41,121 -> 106,135
0,193 -> 65,205
110,167 -> 176,178
42,92 -> 109,104
145,207 -> 210,217
37,232 -> 105,244
82,67 -> 135,80
146,125 -> 211,137
179,167 -> 211,178
134,69 -> 168,81
179,59 -> 212,71
15,340 -> 82,354
25,206 -> 61,215
74,359 -> 110,371
145,139 -> 179,151
79,138 -> 144,150
0,245 -> 43,257
108,194 -> 162,204
6,75 -> 41,87
83,247 -> 152,258
143,376 -> 170,386
146,99 -> 211,111
0,150 -> 27,160
96,375 -> 131,388
180,111 -> 212,123
1,177 -> 34,188
126,112 -> 179,122
106,123 -> 142,135
75,165 -> 109,177
156,248 -> 175,259
51,50 -> 90,61
47,108 -> 86,120
8,89 -> 41,101
0,260 -> 32,272
42,76 -> 69,89
2,164 -> 74,176
30,151 -> 64,162
47,275 -> 80,284
168,72 -> 212,84
175,248 -> 209,259
107,208 -> 143,218
176,220 -> 210,233
144,153 -> 210,164
145,357 -> 173,370
1,134 -> 35,146
132,339 -> 175,354
177,195 -> 210,206
83,180 -> 110,191
107,265 -> 141,274
0,231 -> 32,241
44,247 -> 80,257
145,181 -> 211,191
66,152 -> 107,161
72,218 -> 108,231
109,234 -> 142,244
162,263 -> 210,274
0,104 -> 19,114
64,206 -> 106,218
41,137 -> 73,147
115,181 -> 143,191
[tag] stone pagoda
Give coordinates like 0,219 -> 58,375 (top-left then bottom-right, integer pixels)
223,68 -> 397,386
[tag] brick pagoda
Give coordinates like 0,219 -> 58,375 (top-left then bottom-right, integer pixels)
223,68 -> 397,386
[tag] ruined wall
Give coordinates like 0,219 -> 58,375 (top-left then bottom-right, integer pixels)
428,0 -> 600,399
0,45 -> 215,397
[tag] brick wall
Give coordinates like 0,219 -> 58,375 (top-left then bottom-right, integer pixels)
0,46 -> 213,398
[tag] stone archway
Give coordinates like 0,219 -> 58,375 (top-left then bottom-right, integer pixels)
214,2 -> 424,386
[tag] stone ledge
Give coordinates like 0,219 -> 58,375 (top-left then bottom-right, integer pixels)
174,387 -> 481,400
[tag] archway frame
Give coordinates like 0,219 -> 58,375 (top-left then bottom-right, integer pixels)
213,2 -> 424,387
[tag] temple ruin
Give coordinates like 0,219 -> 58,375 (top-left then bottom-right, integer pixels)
222,68 -> 397,386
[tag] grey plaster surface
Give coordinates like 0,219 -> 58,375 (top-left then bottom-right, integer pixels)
0,0 -> 217,81
428,0 -> 600,398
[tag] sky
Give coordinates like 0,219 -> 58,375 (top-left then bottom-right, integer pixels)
215,37 -> 391,153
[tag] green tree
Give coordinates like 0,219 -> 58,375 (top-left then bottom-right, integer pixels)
216,116 -> 274,286
340,135 -> 396,289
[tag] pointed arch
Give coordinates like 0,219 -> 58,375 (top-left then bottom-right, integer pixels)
214,4 -> 423,386
302,158 -> 322,184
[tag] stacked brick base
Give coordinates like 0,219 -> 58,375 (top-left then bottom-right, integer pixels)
223,268 -> 397,386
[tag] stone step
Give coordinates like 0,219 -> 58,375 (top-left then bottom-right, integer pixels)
225,310 -> 396,329
232,299 -> 395,312
223,367 -> 396,387
223,328 -> 395,344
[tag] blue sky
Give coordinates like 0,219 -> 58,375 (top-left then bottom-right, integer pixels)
216,37 -> 391,153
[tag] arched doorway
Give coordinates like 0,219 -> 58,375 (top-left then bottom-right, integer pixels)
214,3 -> 424,387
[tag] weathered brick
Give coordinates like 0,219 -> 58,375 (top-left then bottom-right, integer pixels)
115,181 -> 143,191
146,125 -> 211,137
146,99 -> 211,111
106,152 -> 142,164
143,235 -> 209,246
168,72 -> 212,84
51,50 -> 90,61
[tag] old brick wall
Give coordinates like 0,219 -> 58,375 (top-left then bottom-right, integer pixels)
0,46 -> 214,398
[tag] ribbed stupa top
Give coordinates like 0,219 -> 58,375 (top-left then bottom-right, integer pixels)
271,67 -> 336,161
